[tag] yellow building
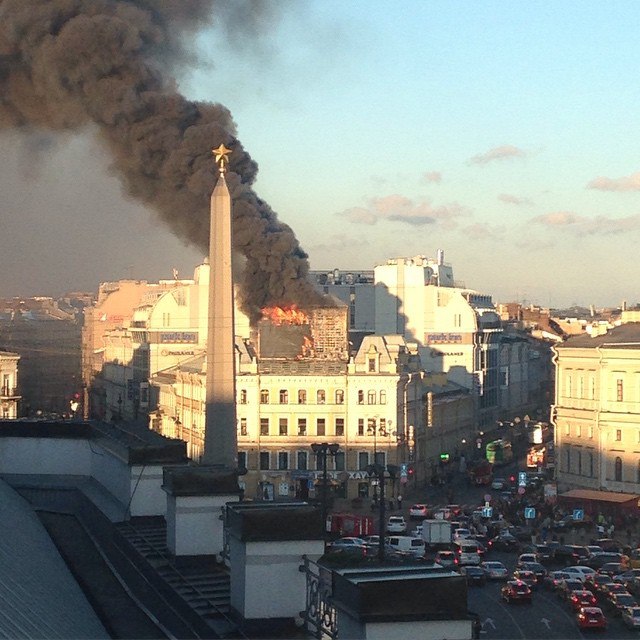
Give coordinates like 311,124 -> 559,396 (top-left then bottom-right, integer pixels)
553,322 -> 640,493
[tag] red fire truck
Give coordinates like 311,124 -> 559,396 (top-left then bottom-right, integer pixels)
327,513 -> 374,537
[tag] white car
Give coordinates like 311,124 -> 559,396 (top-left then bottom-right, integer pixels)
517,553 -> 539,566
564,565 -> 596,582
482,561 -> 509,580
453,528 -> 472,541
409,504 -> 430,519
386,516 -> 407,533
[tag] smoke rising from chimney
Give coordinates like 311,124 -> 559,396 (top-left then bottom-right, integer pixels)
0,0 -> 325,322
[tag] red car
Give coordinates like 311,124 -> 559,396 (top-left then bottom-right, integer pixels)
570,590 -> 597,611
501,580 -> 533,604
576,607 -> 607,630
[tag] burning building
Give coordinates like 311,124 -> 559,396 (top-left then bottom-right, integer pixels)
255,301 -> 349,361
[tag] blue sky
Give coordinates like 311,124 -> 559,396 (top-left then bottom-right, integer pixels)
183,1 -> 640,308
2,1 -> 639,308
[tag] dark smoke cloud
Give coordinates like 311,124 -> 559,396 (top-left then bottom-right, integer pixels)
0,0 -> 325,322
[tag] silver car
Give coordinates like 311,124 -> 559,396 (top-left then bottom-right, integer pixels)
482,561 -> 509,580
622,606 -> 640,629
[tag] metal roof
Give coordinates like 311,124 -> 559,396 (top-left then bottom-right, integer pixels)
0,480 -> 109,639
559,488 -> 639,504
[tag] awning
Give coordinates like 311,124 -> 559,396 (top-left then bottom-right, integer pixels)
559,489 -> 640,504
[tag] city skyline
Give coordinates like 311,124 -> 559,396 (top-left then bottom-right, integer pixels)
1,1 -> 639,308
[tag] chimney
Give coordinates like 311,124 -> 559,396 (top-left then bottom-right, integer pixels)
202,144 -> 237,469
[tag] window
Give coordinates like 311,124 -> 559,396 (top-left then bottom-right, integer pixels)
358,418 -> 364,437
577,451 -> 582,475
499,367 -> 509,388
615,456 -> 623,482
379,390 -> 387,404
279,418 -> 288,436
298,418 -> 307,436
335,417 -> 344,437
279,389 -> 289,404
260,389 -> 269,404
374,450 -> 385,467
589,425 -> 594,439
358,451 -> 369,470
565,447 -> 571,472
297,451 -> 308,470
278,451 -> 289,470
578,376 -> 584,399
239,417 -> 247,436
589,452 -> 594,477
576,424 -> 581,438
335,451 -> 345,471
239,389 -> 247,404
565,423 -> 570,436
335,389 -> 344,405
590,377 -> 596,399
367,390 -> 376,405
298,389 -> 307,404
367,417 -> 376,434
454,313 -> 462,328
260,418 -> 269,436
566,374 -> 572,398
617,379 -> 624,402
259,452 -> 270,470
317,418 -> 326,437
357,390 -> 364,405
238,451 -> 247,470
616,429 -> 622,442
317,390 -> 326,404
368,358 -> 376,372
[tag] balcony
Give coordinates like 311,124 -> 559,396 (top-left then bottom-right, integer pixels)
1,387 -> 19,399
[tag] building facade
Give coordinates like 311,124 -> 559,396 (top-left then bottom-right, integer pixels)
553,322 -> 640,494
0,351 -> 20,418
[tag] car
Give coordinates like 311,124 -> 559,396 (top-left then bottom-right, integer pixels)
595,538 -> 622,553
585,573 -> 614,593
554,545 -> 590,566
569,590 -> 598,611
581,552 -> 623,569
594,580 -> 617,597
471,534 -> 492,552
609,592 -> 637,616
482,561 -> 509,580
558,578 -> 585,601
598,562 -> 625,577
613,568 -> 640,584
544,570 -> 571,591
434,550 -> 457,568
576,606 -> 607,630
520,561 -> 547,581
490,532 -> 519,551
460,565 -> 487,586
386,516 -> 407,534
564,565 -> 596,582
446,504 -> 462,517
501,580 -> 533,603
512,569 -> 537,588
587,545 -> 604,557
433,507 -> 452,520
453,527 -> 472,541
529,543 -> 554,565
329,536 -> 367,551
491,477 -> 507,490
601,582 -> 628,601
622,605 -> 640,629
517,553 -> 539,566
455,540 -> 482,566
509,525 -> 534,542
409,504 -> 430,519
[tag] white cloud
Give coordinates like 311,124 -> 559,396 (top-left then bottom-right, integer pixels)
468,145 -> 527,165
422,171 -> 442,184
587,171 -> 640,192
531,211 -> 640,235
336,193 -> 466,227
498,193 -> 532,206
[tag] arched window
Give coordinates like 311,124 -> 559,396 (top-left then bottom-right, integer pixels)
357,390 -> 364,405
260,389 -> 269,404
379,390 -> 387,405
367,390 -> 376,405
279,389 -> 288,404
317,389 -> 326,404
615,456 -> 623,482
335,389 -> 344,405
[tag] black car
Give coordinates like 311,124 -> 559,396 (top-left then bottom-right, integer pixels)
595,538 -> 623,553
491,533 -> 519,551
554,545 -> 589,566
521,561 -> 547,580
461,565 -> 487,586
521,543 -> 555,565
581,552 -> 623,570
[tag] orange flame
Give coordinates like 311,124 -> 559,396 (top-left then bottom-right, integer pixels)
302,335 -> 315,357
261,304 -> 309,325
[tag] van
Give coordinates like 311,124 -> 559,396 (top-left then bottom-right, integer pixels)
387,536 -> 425,558
455,539 -> 482,566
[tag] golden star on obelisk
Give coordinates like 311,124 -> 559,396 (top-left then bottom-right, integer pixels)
212,143 -> 232,173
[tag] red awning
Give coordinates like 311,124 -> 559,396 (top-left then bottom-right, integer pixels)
559,489 -> 639,505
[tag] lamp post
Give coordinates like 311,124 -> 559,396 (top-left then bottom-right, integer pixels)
367,419 -> 391,562
311,442 -> 340,541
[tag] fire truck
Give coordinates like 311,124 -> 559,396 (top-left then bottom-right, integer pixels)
327,513 -> 374,538
467,459 -> 493,485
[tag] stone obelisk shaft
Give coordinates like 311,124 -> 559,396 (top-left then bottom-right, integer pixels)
202,164 -> 237,468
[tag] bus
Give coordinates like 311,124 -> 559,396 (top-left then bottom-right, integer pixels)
486,439 -> 513,466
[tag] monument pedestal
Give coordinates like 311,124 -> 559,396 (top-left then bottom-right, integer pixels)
162,466 -> 240,557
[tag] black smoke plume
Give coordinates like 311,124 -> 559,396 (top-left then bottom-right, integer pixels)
0,0 -> 326,322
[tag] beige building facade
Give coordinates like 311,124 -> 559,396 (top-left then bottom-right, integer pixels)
0,351 -> 20,419
553,322 -> 640,494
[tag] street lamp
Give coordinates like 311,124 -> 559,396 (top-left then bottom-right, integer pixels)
311,442 -> 340,541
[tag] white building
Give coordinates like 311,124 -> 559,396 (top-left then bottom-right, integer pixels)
374,255 -> 501,427
0,351 -> 20,418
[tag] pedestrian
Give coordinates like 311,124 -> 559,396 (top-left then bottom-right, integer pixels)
397,495 -> 403,510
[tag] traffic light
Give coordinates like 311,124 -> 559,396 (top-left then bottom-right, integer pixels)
408,466 -> 414,477
440,453 -> 450,462
509,475 -> 516,483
